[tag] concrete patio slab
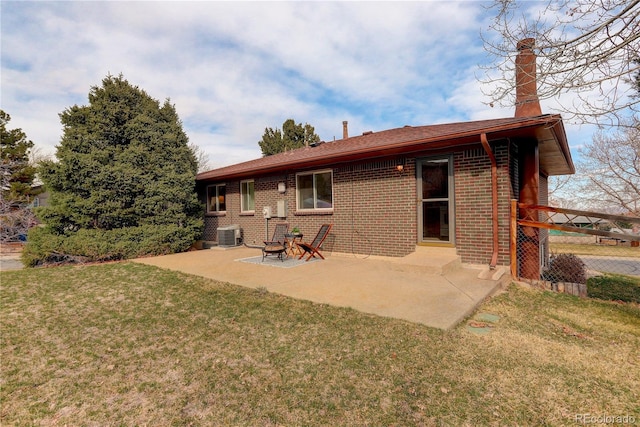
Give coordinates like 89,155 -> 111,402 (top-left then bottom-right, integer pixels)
133,246 -> 509,329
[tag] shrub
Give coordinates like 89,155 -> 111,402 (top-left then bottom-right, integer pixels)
27,75 -> 204,268
587,274 -> 640,304
543,253 -> 587,284
22,224 -> 197,267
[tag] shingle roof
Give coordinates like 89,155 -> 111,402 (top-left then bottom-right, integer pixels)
197,114 -> 573,181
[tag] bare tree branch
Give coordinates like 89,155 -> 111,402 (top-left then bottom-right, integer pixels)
481,0 -> 640,127
576,121 -> 640,214
1,162 -> 37,243
189,143 -> 211,173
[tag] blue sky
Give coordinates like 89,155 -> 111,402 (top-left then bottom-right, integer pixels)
1,1 -> 595,170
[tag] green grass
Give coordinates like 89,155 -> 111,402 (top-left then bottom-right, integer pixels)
588,274 -> 640,303
2,263 -> 640,426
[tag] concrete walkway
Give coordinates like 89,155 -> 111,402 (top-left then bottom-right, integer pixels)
134,246 -> 509,329
0,244 -> 24,272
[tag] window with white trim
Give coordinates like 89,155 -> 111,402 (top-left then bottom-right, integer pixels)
296,170 -> 333,210
240,180 -> 255,213
207,184 -> 226,213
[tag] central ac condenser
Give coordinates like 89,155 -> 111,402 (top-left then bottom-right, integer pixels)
217,224 -> 241,247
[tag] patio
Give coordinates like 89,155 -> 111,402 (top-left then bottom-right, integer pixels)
133,246 -> 509,329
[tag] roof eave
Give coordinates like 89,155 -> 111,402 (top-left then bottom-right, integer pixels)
196,115 -> 574,182
550,118 -> 576,175
197,138 -> 482,182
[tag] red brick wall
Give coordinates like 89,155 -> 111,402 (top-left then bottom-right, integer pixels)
455,148 -> 493,264
200,179 -> 273,244
453,142 -> 514,266
199,158 -> 417,257
332,160 -> 416,257
199,141 -> 523,266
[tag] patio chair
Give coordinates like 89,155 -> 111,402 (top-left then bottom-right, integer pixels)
262,222 -> 289,261
297,224 -> 333,261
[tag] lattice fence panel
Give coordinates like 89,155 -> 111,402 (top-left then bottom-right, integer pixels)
512,201 -> 640,296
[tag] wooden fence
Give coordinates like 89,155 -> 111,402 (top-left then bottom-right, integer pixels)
510,200 -> 640,285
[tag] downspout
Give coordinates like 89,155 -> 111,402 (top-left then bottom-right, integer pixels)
481,133 -> 499,269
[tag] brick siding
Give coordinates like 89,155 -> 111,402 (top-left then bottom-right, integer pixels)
199,140 -> 534,266
453,142 -> 519,266
199,159 -> 417,257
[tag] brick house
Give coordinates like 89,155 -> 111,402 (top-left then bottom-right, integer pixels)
195,39 -> 575,269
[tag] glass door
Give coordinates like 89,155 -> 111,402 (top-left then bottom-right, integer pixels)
418,156 -> 454,243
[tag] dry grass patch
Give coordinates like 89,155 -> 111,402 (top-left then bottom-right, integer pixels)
1,263 -> 639,426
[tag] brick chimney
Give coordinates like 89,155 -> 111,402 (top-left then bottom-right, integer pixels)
342,121 -> 348,139
515,38 -> 542,117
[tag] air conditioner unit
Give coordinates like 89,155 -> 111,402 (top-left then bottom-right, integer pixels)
217,224 -> 241,247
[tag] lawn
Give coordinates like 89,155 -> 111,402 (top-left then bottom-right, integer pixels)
550,242 -> 639,258
2,262 -> 639,426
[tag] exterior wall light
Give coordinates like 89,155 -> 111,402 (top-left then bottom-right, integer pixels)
278,182 -> 286,193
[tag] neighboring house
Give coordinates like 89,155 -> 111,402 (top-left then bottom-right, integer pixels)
28,185 -> 49,208
549,216 -> 605,234
548,215 -> 605,247
551,216 -> 605,228
195,39 -> 575,271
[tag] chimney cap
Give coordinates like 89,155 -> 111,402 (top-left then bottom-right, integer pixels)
517,38 -> 536,51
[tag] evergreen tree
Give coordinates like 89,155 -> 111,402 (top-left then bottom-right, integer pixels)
259,118 -> 320,156
0,110 -> 40,242
0,110 -> 40,204
25,75 -> 202,265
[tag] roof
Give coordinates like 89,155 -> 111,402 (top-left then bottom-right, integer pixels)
197,114 -> 575,182
549,215 -> 605,225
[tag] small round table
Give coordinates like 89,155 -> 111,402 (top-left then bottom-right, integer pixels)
284,233 -> 303,257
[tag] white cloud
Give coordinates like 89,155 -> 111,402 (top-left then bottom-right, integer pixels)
2,1 -> 592,171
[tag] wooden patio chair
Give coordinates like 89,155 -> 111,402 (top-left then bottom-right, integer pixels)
262,222 -> 289,261
297,224 -> 333,261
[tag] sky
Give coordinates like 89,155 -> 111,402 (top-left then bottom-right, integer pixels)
1,1 -> 597,171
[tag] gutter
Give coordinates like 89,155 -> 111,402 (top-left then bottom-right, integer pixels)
480,133 -> 499,269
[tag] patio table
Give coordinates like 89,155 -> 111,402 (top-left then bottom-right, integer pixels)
285,233 -> 303,257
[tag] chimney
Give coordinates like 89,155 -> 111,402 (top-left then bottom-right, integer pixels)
515,38 -> 542,117
342,121 -> 349,139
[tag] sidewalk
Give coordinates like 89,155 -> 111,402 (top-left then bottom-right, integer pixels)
0,243 -> 24,272
134,246 -> 509,329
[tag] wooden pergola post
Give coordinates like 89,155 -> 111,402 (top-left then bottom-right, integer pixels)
518,142 -> 540,280
510,199 -> 518,278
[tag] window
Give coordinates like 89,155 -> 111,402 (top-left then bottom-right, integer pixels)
240,180 -> 255,213
296,170 -> 333,210
207,184 -> 226,213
